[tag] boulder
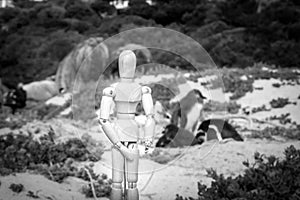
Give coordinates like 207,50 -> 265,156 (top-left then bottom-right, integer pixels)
55,37 -> 109,92
55,37 -> 153,94
23,80 -> 59,101
113,43 -> 152,63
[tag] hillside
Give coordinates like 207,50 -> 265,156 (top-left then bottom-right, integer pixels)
1,0 -> 300,87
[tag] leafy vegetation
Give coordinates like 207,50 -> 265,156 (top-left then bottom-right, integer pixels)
209,63 -> 300,100
9,183 -> 24,193
203,100 -> 241,114
251,104 -> 270,114
0,127 -> 110,197
148,148 -> 181,164
80,166 -> 112,198
269,113 -> 292,125
0,108 -> 28,129
0,0 -> 300,87
248,126 -> 300,140
0,132 -> 100,175
270,97 -> 297,109
176,145 -> 300,200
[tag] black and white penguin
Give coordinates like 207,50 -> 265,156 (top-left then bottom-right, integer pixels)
195,119 -> 244,142
156,124 -> 202,147
171,89 -> 207,133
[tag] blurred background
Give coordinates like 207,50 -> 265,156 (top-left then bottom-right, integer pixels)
0,1 -> 300,200
0,0 -> 300,87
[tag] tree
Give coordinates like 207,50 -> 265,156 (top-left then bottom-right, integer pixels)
90,0 -> 116,18
65,2 -> 95,20
126,0 -> 153,19
128,0 -> 148,7
12,0 -> 35,8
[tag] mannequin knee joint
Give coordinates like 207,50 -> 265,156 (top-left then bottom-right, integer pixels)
112,183 -> 122,189
128,182 -> 137,189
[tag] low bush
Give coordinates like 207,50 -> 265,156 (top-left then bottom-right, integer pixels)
0,129 -> 110,197
248,126 -> 300,140
203,100 -> 241,114
0,133 -> 101,175
148,148 -> 181,164
269,113 -> 292,125
251,104 -> 270,114
9,183 -> 24,193
219,68 -> 254,100
270,97 -> 296,109
176,145 -> 300,200
80,166 -> 112,198
0,109 -> 28,129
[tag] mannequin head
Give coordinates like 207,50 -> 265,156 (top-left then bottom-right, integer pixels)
118,50 -> 136,79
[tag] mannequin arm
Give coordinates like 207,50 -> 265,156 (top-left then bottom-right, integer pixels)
98,87 -> 134,160
141,86 -> 155,148
99,87 -> 119,143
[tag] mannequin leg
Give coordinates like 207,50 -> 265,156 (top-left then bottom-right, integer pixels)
111,146 -> 125,200
125,143 -> 139,200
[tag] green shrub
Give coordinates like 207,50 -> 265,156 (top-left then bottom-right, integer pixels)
269,113 -> 292,125
0,131 -> 104,175
64,3 -> 95,20
80,166 -> 112,198
251,104 -> 270,114
9,183 -> 24,193
0,7 -> 21,23
248,126 -> 300,140
270,97 -> 295,109
0,108 -> 28,129
148,148 -> 181,164
0,128 -> 110,196
176,145 -> 300,200
97,15 -> 156,35
203,100 -> 241,114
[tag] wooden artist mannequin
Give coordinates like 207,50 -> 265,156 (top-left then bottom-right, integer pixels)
98,50 -> 155,200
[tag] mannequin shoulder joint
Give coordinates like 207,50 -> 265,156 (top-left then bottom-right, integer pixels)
102,87 -> 116,97
141,86 -> 151,94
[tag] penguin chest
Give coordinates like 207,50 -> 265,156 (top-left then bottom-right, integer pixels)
185,103 -> 203,132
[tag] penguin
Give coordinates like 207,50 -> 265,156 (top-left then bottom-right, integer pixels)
3,83 -> 27,114
171,89 -> 207,133
156,124 -> 202,147
195,119 -> 244,142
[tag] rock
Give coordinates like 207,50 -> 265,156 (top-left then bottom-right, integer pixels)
112,43 -> 152,63
55,37 -> 154,93
55,37 -> 109,92
45,92 -> 72,107
22,80 -> 59,101
240,75 -> 248,81
0,127 -> 12,136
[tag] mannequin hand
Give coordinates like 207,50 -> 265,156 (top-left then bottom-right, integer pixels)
119,145 -> 136,161
142,139 -> 153,154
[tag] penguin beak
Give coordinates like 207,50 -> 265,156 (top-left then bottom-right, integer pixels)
193,89 -> 207,100
199,92 -> 207,99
